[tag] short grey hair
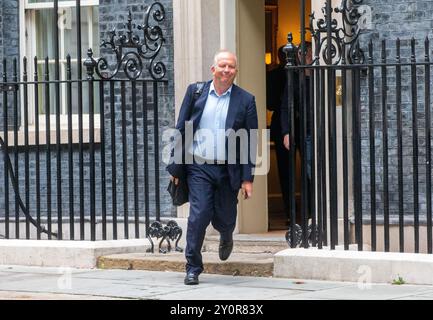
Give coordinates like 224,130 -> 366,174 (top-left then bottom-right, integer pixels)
212,50 -> 238,67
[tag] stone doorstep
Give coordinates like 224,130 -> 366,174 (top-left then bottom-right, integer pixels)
203,240 -> 288,254
97,252 -> 275,277
97,232 -> 285,277
203,232 -> 289,254
274,248 -> 433,285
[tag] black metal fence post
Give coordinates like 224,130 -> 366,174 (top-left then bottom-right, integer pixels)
381,40 -> 390,252
342,43 -> 350,250
153,82 -> 161,223
66,54 -> 74,240
353,44 -> 363,252
410,38 -> 420,254
54,0 -> 63,241
314,32 -> 324,249
121,80 -> 129,238
34,57 -> 41,240
425,37 -> 432,254
110,81 -> 118,240
396,38 -> 404,253
283,33 -> 299,248
23,57 -> 30,240
84,49 -> 97,241
2,59 -> 9,239
100,81 -> 107,241
13,59 -> 19,239
44,57 -> 52,240
368,40 -> 376,252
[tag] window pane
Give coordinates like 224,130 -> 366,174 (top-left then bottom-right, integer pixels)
35,7 -> 100,60
63,7 -> 100,59
92,6 -> 100,57
35,9 -> 56,59
37,62 -> 61,115
31,6 -> 100,115
36,61 -> 100,115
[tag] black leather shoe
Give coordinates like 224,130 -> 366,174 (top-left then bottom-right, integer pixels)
219,239 -> 233,261
184,273 -> 199,285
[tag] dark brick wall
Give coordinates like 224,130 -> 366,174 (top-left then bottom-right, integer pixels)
358,0 -> 433,220
2,1 -> 19,63
0,0 -> 175,239
0,0 -> 20,128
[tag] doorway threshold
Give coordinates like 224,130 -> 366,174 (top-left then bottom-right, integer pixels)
204,231 -> 288,255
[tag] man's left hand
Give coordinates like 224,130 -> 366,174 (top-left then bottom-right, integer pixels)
242,182 -> 253,200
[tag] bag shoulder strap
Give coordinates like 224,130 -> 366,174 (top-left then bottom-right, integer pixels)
188,81 -> 206,119
193,81 -> 206,100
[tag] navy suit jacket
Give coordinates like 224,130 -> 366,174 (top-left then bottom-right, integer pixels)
167,81 -> 258,191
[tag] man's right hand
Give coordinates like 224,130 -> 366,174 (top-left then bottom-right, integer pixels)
170,176 -> 179,186
283,134 -> 290,150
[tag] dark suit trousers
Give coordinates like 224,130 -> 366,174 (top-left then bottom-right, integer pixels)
185,163 -> 239,275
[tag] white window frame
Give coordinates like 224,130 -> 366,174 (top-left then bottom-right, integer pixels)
16,0 -> 100,145
24,0 -> 99,10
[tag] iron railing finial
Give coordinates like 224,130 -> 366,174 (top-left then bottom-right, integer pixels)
84,48 -> 97,79
283,32 -> 298,68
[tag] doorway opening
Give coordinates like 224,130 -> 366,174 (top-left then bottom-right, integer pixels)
265,0 -> 311,230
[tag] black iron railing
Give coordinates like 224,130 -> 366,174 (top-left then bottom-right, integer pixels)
285,0 -> 433,254
0,0 -> 181,254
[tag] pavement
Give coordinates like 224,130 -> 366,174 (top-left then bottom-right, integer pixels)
1,265 -> 433,301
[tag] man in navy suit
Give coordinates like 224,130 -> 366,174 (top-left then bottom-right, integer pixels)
167,50 -> 258,285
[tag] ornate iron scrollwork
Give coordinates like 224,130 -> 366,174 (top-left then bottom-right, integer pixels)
309,0 -> 365,65
90,1 -> 166,80
285,224 -> 303,248
285,224 -> 319,248
147,220 -> 184,254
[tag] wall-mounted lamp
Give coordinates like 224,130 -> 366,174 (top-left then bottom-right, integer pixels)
265,53 -> 272,65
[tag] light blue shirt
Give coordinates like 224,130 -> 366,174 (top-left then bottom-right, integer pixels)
190,82 -> 232,161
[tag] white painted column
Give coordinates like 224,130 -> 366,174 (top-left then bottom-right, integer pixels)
173,0 -> 204,120
219,0 -> 237,53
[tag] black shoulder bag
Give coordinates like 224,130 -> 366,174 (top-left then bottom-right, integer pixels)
167,82 -> 206,206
